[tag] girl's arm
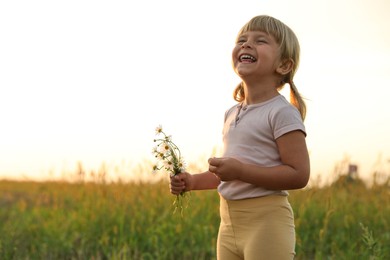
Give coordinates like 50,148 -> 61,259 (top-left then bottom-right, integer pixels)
208,130 -> 310,190
170,171 -> 220,195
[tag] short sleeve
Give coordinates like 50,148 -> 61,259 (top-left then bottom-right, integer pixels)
272,105 -> 306,139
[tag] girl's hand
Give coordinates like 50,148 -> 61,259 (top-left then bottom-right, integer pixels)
169,172 -> 193,195
208,157 -> 242,181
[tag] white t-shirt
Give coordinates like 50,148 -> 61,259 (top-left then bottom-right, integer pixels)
218,95 -> 306,200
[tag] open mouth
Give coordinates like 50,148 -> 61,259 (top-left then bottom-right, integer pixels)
239,54 -> 257,63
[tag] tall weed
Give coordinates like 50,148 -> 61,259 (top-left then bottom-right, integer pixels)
0,174 -> 389,259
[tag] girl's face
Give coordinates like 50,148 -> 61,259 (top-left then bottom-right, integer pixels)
232,30 -> 281,80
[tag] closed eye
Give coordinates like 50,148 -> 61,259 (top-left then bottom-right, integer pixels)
236,40 -> 245,45
256,38 -> 268,44
236,36 -> 247,45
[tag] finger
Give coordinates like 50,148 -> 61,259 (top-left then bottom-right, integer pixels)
208,157 -> 222,167
170,187 -> 182,195
170,175 -> 185,187
173,172 -> 187,180
170,181 -> 183,189
170,183 -> 185,194
170,175 -> 180,182
208,157 -> 215,165
170,175 -> 182,185
170,178 -> 184,188
209,165 -> 217,173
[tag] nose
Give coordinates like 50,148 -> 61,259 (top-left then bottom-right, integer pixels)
241,42 -> 252,49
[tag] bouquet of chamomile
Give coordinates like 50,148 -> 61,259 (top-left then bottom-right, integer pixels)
152,125 -> 189,215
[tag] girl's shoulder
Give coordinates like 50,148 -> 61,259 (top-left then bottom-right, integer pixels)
224,103 -> 241,119
264,95 -> 300,116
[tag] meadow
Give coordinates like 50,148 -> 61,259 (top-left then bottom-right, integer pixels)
0,166 -> 389,260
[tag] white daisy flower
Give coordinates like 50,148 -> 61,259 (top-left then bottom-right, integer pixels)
159,142 -> 170,154
155,125 -> 163,135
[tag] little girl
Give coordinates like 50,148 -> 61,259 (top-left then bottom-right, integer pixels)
170,15 -> 310,260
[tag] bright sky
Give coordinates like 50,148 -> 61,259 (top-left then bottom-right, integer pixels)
1,0 -> 389,184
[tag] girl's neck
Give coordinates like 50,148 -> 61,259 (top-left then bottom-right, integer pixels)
243,82 -> 280,105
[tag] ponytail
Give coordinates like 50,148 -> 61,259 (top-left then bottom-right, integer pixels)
289,80 -> 306,121
233,82 -> 245,102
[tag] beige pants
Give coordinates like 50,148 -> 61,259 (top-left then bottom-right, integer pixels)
217,195 -> 296,260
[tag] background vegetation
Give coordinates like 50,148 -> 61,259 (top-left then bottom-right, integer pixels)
0,163 -> 389,259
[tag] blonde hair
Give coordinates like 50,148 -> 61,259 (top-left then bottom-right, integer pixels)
233,15 -> 306,120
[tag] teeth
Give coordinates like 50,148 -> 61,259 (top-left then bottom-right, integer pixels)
240,54 -> 256,62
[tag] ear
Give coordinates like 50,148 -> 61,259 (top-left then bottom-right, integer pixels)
276,59 -> 293,76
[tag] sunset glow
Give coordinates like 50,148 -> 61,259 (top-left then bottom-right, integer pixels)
1,0 -> 389,184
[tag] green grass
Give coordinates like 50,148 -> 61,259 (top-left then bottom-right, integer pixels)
0,175 -> 389,259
